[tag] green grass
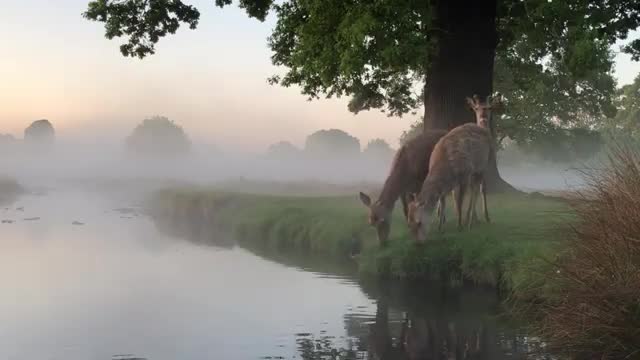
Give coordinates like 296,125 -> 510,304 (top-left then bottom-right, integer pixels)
148,188 -> 573,289
360,193 -> 573,289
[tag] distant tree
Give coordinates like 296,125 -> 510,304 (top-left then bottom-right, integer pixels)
362,139 -> 394,163
0,134 -> 17,145
0,134 -> 19,155
24,119 -> 55,148
607,74 -> 640,138
515,128 -> 603,163
304,129 -> 360,159
399,120 -> 424,146
0,176 -> 23,204
125,116 -> 191,157
266,141 -> 301,159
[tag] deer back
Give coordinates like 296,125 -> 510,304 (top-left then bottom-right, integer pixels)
405,129 -> 448,181
429,124 -> 491,177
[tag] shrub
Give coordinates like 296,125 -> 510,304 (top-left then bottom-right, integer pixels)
530,141 -> 640,359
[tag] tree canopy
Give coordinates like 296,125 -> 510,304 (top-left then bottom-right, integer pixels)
0,134 -> 18,154
24,119 -> 55,147
85,0 -> 639,160
125,116 -> 191,157
0,134 -> 17,144
266,140 -> 300,158
304,129 -> 360,158
362,138 -> 394,162
607,73 -> 640,138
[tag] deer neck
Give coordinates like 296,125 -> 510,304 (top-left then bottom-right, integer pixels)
419,169 -> 455,211
376,149 -> 410,209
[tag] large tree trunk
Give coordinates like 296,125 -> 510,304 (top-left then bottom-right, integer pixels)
423,0 -> 516,193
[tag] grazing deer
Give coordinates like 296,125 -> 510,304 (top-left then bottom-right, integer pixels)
406,94 -> 501,242
359,130 -> 449,246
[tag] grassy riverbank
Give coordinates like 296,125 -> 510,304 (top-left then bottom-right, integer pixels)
148,187 -> 572,290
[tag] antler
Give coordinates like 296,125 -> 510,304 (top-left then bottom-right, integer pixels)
466,94 -> 480,109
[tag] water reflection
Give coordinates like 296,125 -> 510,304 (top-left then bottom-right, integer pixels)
149,198 -> 235,249
354,279 -> 537,360
153,212 -> 550,360
0,188 -> 551,360
276,280 -> 546,360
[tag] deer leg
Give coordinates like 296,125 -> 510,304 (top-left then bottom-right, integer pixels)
400,192 -> 410,221
472,203 -> 479,224
466,179 -> 480,230
455,182 -> 467,231
470,174 -> 485,227
450,189 -> 457,218
437,195 -> 446,232
481,177 -> 491,223
471,176 -> 479,224
441,193 -> 447,226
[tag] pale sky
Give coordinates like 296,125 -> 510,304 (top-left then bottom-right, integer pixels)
1,0 -> 639,152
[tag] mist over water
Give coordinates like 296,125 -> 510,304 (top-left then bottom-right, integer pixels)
0,126 -> 582,360
1,136 -> 585,194
0,190 -> 372,360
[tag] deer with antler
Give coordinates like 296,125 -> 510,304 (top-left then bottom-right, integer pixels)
406,94 -> 503,242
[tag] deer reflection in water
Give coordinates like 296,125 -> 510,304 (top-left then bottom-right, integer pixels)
356,279 -> 537,360
364,300 -> 530,360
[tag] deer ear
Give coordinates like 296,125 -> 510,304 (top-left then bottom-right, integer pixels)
359,192 -> 372,207
465,96 -> 476,109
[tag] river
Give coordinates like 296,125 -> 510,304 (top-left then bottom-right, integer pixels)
0,186 -> 550,360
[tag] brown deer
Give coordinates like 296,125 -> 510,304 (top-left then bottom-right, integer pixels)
359,130 -> 450,246
406,94 -> 501,242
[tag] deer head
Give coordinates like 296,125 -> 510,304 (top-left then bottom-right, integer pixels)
359,192 -> 392,246
406,193 -> 433,243
466,93 -> 504,129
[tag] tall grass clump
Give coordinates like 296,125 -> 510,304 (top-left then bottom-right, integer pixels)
530,142 -> 640,359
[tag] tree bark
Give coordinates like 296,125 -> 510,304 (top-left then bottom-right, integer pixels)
423,0 -> 516,193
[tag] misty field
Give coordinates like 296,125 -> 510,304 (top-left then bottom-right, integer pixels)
147,188 -> 572,290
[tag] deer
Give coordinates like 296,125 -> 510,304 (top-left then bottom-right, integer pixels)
406,94 -> 502,242
359,130 -> 452,247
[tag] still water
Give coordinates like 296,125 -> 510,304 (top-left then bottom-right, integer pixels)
0,187 -> 547,360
